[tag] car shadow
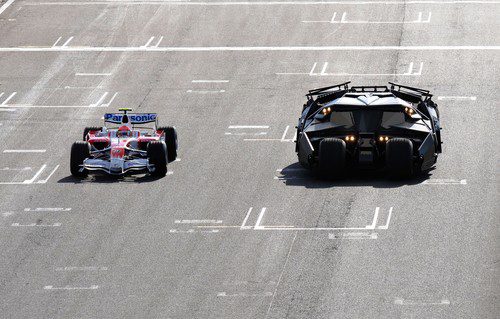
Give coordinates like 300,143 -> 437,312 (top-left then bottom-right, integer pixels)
276,162 -> 432,188
57,173 -> 163,184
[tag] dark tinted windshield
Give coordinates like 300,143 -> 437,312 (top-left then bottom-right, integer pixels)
330,110 -> 405,131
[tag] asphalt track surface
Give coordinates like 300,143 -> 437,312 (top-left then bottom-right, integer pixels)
0,1 -> 498,318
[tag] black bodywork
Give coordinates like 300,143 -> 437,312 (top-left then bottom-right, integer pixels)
295,82 -> 442,174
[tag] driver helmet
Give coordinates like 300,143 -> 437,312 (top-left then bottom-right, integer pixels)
117,125 -> 131,137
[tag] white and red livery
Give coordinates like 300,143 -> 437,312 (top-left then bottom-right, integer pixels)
70,109 -> 177,177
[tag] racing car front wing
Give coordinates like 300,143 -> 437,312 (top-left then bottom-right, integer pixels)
82,158 -> 152,175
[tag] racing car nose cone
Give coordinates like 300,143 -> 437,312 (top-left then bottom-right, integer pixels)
111,146 -> 125,158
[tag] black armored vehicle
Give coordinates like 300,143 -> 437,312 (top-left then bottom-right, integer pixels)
295,82 -> 442,178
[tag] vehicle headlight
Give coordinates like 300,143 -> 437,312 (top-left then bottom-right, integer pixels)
344,135 -> 356,142
321,107 -> 332,116
378,136 -> 390,142
404,107 -> 415,116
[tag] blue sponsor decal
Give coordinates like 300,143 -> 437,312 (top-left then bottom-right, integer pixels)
104,113 -> 157,124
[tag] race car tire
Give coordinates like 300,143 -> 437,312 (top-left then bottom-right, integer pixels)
158,126 -> 177,162
386,138 -> 413,178
148,141 -> 168,177
318,138 -> 346,178
70,141 -> 90,178
83,127 -> 102,141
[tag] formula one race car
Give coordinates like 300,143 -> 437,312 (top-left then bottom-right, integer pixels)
70,109 -> 177,177
296,82 -> 442,178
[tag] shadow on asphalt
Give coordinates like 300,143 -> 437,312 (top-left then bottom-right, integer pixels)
276,162 -> 432,188
57,174 -> 163,184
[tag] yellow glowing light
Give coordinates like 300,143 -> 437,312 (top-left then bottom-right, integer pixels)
379,136 -> 384,142
385,136 -> 389,141
405,106 -> 415,116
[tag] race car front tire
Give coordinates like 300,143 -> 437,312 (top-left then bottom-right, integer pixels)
386,138 -> 413,178
148,141 -> 168,177
70,141 -> 90,178
318,138 -> 346,178
158,126 -> 177,162
83,126 -> 102,141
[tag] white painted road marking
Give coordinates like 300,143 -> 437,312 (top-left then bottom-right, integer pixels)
277,61 -> 423,76
143,37 -> 155,47
175,219 -> 223,224
0,0 -> 16,15
3,207 -> 70,217
89,92 -> 118,107
0,92 -> 16,105
280,125 -> 290,141
192,80 -> 229,83
52,37 -> 62,47
169,229 -> 219,233
75,72 -> 112,76
0,167 -> 31,171
200,207 -> 393,232
23,164 -> 46,184
366,207 -> 380,230
218,291 -> 273,297
403,62 -> 424,75
0,46 -> 499,52
23,1 -> 500,7
53,36 -> 73,47
240,207 -> 253,229
254,207 -> 267,230
55,266 -> 108,271
90,92 -> 108,107
303,11 -> 431,24
329,232 -> 378,239
141,36 -> 164,48
423,179 -> 467,185
394,298 -> 450,305
228,125 -> 270,129
12,222 -> 61,227
36,165 -> 60,184
377,207 -> 393,230
186,89 -> 225,93
437,96 -> 477,101
0,164 -> 59,185
61,36 -> 74,47
44,285 -> 99,290
244,126 -> 295,142
0,92 -> 117,108
225,132 -> 267,136
24,207 -> 71,212
3,149 -> 46,153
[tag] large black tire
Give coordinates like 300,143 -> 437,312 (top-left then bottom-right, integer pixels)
318,138 -> 346,178
158,126 -> 177,162
83,126 -> 102,141
70,141 -> 90,178
148,141 -> 168,177
386,138 -> 414,178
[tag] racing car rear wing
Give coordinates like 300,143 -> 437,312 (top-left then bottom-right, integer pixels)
104,113 -> 158,125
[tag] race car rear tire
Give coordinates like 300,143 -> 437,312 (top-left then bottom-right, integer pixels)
148,141 -> 168,177
70,141 -> 90,178
386,138 -> 413,178
83,127 -> 102,141
318,138 -> 346,178
158,126 -> 177,162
